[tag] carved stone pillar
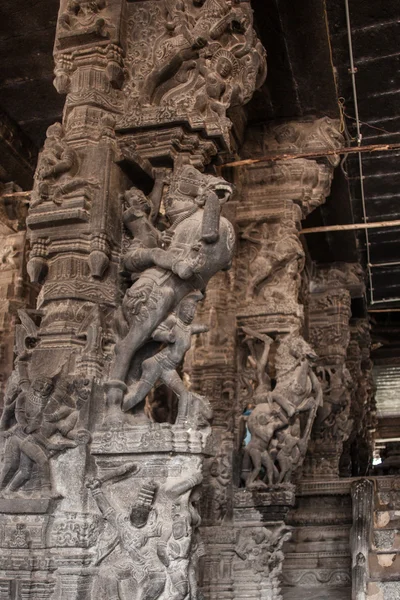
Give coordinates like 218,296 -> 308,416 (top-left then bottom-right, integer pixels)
303,264 -> 354,479
186,117 -> 344,599
342,319 -> 376,477
351,479 -> 374,600
0,183 -> 36,405
0,1 -> 266,598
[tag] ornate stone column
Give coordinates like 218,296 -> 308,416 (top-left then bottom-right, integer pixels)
187,117 -> 344,599
342,319 -> 376,477
0,1 -> 266,598
303,264 -> 353,479
0,183 -> 36,405
351,479 -> 374,600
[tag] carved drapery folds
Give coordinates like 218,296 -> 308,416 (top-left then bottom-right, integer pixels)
0,0 -> 266,598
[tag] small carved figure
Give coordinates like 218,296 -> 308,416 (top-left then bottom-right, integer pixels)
31,123 -> 89,208
158,471 -> 204,600
87,471 -> 165,600
241,222 -> 304,304
243,400 -> 289,488
194,50 -> 240,118
208,453 -> 231,522
0,361 -> 89,497
123,291 -> 208,424
0,244 -> 19,271
235,524 -> 292,581
59,0 -> 108,38
107,166 -> 235,417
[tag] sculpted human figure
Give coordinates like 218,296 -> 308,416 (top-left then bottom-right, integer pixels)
87,474 -> 165,600
59,0 -> 108,36
157,471 -> 204,600
31,123 -> 88,208
243,399 -> 289,488
0,372 -> 80,497
107,166 -> 235,415
194,50 -> 240,118
242,222 -> 304,303
123,291 -> 209,424
242,332 -> 322,487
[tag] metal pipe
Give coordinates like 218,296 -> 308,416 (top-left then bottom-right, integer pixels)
344,0 -> 375,304
301,219 -> 400,234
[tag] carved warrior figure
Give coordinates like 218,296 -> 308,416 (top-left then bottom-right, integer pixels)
241,221 -> 305,305
0,361 -> 89,497
30,123 -> 89,208
87,470 -> 166,600
122,292 -> 210,424
87,467 -> 203,600
157,471 -> 204,600
107,165 -> 235,417
235,524 -> 292,591
242,332 -> 322,487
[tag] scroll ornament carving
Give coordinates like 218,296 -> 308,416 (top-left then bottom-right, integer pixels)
121,0 -> 267,140
106,165 -> 235,426
240,331 -> 322,488
260,117 -> 344,167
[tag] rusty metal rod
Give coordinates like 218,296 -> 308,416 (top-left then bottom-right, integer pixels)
301,219 -> 400,234
0,191 -> 31,198
222,142 -> 400,168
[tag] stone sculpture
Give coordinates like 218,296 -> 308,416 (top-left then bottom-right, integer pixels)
121,0 -> 267,145
241,221 -> 305,305
87,468 -> 166,600
106,165 -> 235,420
0,0 -> 269,596
157,471 -> 204,600
234,524 -> 292,599
242,332 -> 322,488
122,291 -> 210,424
30,123 -> 89,208
0,362 -> 89,498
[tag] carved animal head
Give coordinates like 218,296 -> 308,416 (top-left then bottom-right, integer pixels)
165,166 -> 233,221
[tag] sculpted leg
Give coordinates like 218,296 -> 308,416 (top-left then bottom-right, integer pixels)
246,445 -> 262,486
9,453 -> 34,492
123,358 -> 162,412
19,439 -> 51,491
162,370 -> 189,422
0,437 -> 21,491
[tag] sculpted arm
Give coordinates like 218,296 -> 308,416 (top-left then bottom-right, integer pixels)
191,324 -> 209,335
152,316 -> 177,343
15,391 -> 28,430
87,480 -> 119,529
